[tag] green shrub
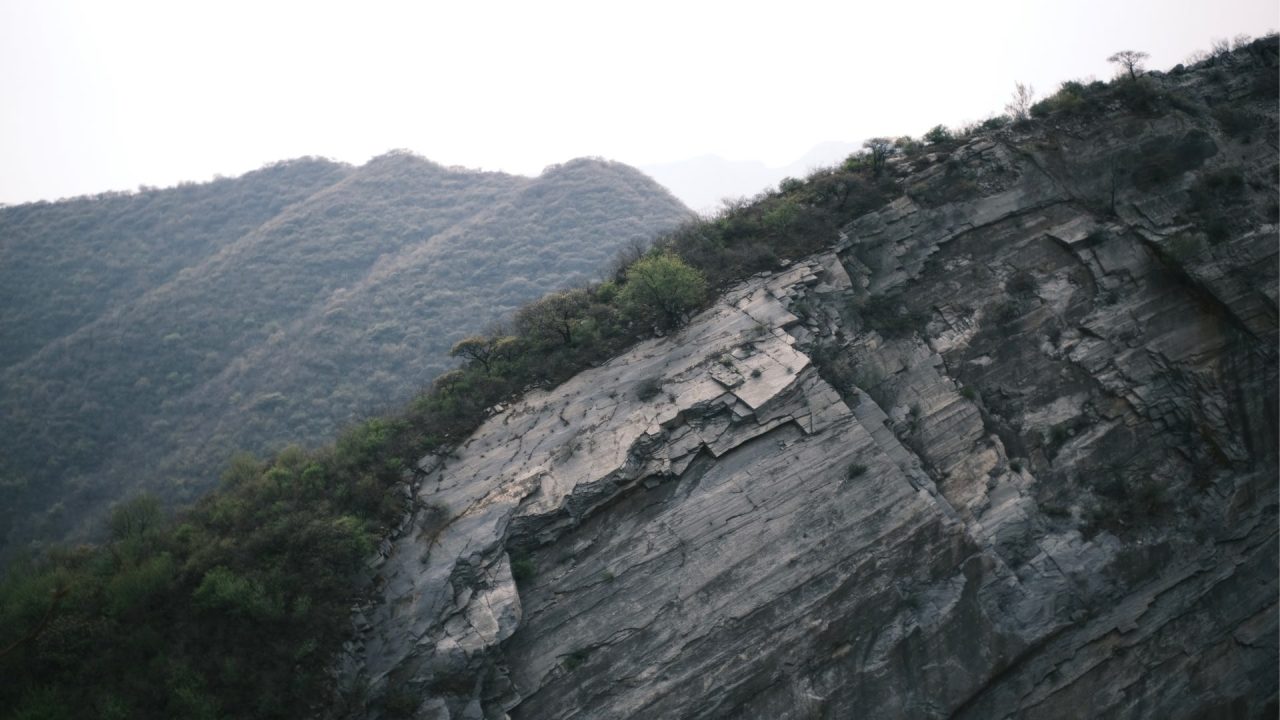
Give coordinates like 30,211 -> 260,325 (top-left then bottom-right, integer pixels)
635,377 -> 663,402
923,125 -> 953,144
510,551 -> 536,581
193,566 -> 284,621
562,648 -> 590,671
618,252 -> 708,330
778,176 -> 805,194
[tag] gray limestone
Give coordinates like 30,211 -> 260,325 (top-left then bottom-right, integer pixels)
339,46 -> 1278,719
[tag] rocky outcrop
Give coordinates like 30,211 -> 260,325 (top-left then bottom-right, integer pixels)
341,44 -> 1278,719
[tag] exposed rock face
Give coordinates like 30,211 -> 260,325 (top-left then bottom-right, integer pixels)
343,45 -> 1278,719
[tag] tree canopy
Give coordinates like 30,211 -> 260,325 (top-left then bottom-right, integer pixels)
617,252 -> 708,331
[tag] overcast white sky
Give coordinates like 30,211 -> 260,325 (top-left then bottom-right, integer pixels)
1,0 -> 1275,204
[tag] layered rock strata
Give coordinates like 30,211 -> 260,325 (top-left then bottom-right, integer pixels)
342,44 -> 1278,719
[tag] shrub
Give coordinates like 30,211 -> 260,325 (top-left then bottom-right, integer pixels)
778,176 -> 805,194
510,551 -> 536,581
1112,77 -> 1162,115
923,125 -> 953,145
1005,270 -> 1036,298
846,463 -> 868,479
980,115 -> 1010,131
635,377 -> 663,402
1186,167 -> 1248,244
562,649 -> 590,671
1213,107 -> 1261,141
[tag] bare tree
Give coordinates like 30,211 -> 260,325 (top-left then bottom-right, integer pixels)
606,235 -> 651,282
1231,33 -> 1253,50
1210,38 -> 1231,58
1107,50 -> 1150,80
1005,82 -> 1035,122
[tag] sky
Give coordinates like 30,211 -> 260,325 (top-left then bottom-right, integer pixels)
1,0 -> 1276,205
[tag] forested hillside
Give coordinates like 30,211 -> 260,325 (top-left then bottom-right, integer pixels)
0,153 -> 690,553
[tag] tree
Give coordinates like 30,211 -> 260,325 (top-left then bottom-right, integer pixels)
1005,82 -> 1035,122
923,125 -> 953,145
449,335 -> 515,372
862,138 -> 895,175
108,494 -> 162,542
1107,50 -> 1150,80
618,252 -> 707,330
515,289 -> 590,347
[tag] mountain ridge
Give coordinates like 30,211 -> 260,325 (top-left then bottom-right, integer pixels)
0,152 -> 691,552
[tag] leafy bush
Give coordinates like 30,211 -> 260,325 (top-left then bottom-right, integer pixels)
510,551 -> 536,582
635,377 -> 663,402
562,648 -> 590,671
1212,107 -> 1261,141
1031,81 -> 1091,117
923,125 -> 953,144
618,252 -> 708,331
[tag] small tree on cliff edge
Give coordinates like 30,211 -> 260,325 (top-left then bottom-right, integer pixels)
1005,82 -> 1035,122
862,138 -> 895,175
1108,50 -> 1150,80
618,252 -> 707,331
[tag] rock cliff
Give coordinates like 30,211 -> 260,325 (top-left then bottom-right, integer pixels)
342,43 -> 1278,719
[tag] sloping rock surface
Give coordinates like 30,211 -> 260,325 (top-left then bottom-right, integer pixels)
344,44 -> 1278,719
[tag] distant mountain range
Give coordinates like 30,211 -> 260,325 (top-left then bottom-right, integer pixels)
640,141 -> 859,213
0,152 -> 691,552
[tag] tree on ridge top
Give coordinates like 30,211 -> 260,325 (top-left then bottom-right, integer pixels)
1108,50 -> 1150,80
